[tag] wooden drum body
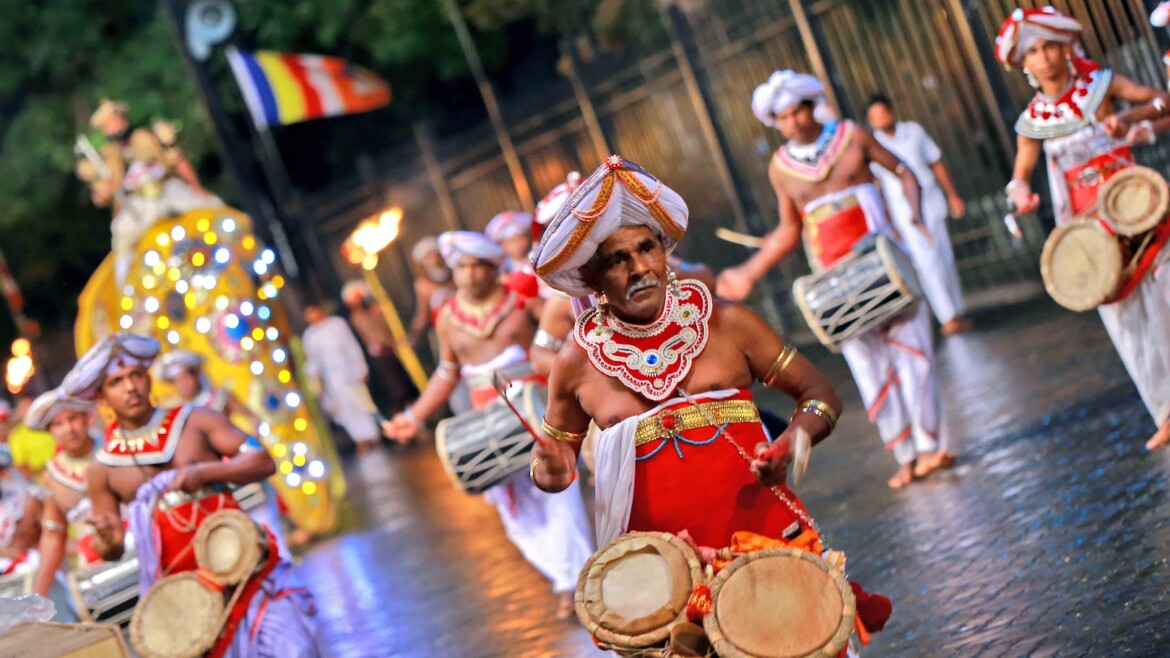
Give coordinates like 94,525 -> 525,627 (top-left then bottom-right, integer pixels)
129,572 -> 225,658
1041,220 -> 1125,312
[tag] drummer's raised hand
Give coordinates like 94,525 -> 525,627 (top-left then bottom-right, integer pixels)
381,410 -> 421,444
750,437 -> 792,487
716,266 -> 754,302
531,439 -> 576,493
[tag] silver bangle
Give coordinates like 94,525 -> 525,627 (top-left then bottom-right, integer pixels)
1141,119 -> 1157,145
532,329 -> 565,353
42,519 -> 66,533
403,407 -> 419,424
1153,97 -> 1166,117
1005,179 -> 1027,194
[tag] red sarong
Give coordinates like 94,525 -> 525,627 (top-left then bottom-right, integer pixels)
626,390 -> 812,548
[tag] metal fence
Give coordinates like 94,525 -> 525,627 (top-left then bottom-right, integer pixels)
314,0 -> 1168,340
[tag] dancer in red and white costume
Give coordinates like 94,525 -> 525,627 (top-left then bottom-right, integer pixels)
382,231 -> 594,620
997,8 -> 1170,450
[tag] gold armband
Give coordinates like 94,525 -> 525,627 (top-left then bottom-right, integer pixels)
793,399 -> 838,432
540,419 -> 587,443
761,344 -> 798,387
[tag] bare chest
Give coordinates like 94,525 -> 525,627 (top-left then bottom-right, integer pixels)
449,309 -> 535,367
103,433 -> 217,503
781,143 -> 873,209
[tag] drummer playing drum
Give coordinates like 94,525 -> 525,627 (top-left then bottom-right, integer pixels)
997,8 -> 1170,451
717,71 -> 953,489
382,230 -> 594,621
69,333 -> 319,657
529,155 -> 891,647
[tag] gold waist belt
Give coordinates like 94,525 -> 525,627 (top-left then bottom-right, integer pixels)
804,193 -> 860,226
635,399 -> 761,447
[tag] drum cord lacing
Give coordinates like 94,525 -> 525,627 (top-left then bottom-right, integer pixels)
675,387 -> 821,535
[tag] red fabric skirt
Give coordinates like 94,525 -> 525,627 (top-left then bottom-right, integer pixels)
153,492 -> 240,576
626,390 -> 812,548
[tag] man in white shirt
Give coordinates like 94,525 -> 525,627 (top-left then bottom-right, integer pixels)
866,95 -> 972,336
302,305 -> 381,452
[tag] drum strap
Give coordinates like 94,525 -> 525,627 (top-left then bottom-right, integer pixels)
1107,220 -> 1170,305
207,529 -> 280,658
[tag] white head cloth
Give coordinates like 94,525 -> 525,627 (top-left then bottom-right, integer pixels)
25,387 -> 95,431
437,231 -> 506,270
61,333 -> 161,401
157,349 -> 203,383
341,280 -> 372,305
411,236 -> 440,264
751,70 -> 825,127
996,8 -> 1082,69
535,172 -> 582,227
531,155 -> 689,297
1153,2 -> 1170,28
484,211 -> 533,244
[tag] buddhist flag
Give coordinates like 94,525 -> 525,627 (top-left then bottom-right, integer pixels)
226,47 -> 391,129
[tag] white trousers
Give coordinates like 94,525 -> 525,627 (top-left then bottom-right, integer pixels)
1098,254 -> 1170,426
840,304 -> 947,465
484,471 -> 595,593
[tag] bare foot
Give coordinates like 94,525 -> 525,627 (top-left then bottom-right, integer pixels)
913,451 -> 956,478
555,592 -> 576,621
888,463 -> 915,489
1146,422 -> 1170,450
941,317 -> 974,336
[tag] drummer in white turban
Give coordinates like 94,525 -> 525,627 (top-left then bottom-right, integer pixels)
28,387 -> 102,600
484,211 -> 535,274
408,236 -> 456,350
529,155 -> 894,639
725,70 -> 952,488
385,228 -> 594,620
61,333 -> 162,402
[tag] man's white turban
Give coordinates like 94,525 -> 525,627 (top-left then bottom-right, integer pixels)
411,236 -> 440,264
157,349 -> 204,383
484,211 -> 533,245
437,231 -> 506,270
25,387 -> 95,431
531,155 -> 688,297
751,70 -> 825,127
61,333 -> 161,401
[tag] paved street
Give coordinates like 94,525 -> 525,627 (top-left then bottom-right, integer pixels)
296,298 -> 1170,657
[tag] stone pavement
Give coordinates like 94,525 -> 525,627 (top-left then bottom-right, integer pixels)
297,298 -> 1170,657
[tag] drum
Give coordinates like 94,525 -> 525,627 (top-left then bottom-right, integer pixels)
575,532 -> 704,655
1040,219 -> 1125,312
704,548 -> 855,658
1098,166 -> 1170,237
0,569 -> 31,598
793,235 -> 921,352
193,509 -> 267,585
230,481 -> 268,512
130,572 -> 225,658
67,553 -> 140,626
435,380 -> 546,495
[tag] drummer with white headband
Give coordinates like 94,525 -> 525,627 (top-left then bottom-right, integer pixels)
717,71 -> 951,488
26,387 -> 103,603
382,230 -> 594,620
68,333 -> 318,656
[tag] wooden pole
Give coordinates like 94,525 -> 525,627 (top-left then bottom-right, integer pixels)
559,39 -> 611,163
413,122 -> 463,231
438,0 -> 535,211
361,266 -> 429,391
784,0 -> 842,115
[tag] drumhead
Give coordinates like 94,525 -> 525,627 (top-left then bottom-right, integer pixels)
576,531 -> 703,650
130,572 -> 224,658
1099,166 -> 1169,237
705,548 -> 855,658
194,509 -> 264,585
1040,220 -> 1124,312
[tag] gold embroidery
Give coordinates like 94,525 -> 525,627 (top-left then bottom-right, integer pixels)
634,400 -> 760,447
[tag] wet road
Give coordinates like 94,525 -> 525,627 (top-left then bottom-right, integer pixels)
296,299 -> 1170,657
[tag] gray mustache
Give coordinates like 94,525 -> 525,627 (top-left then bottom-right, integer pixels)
625,278 -> 660,300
